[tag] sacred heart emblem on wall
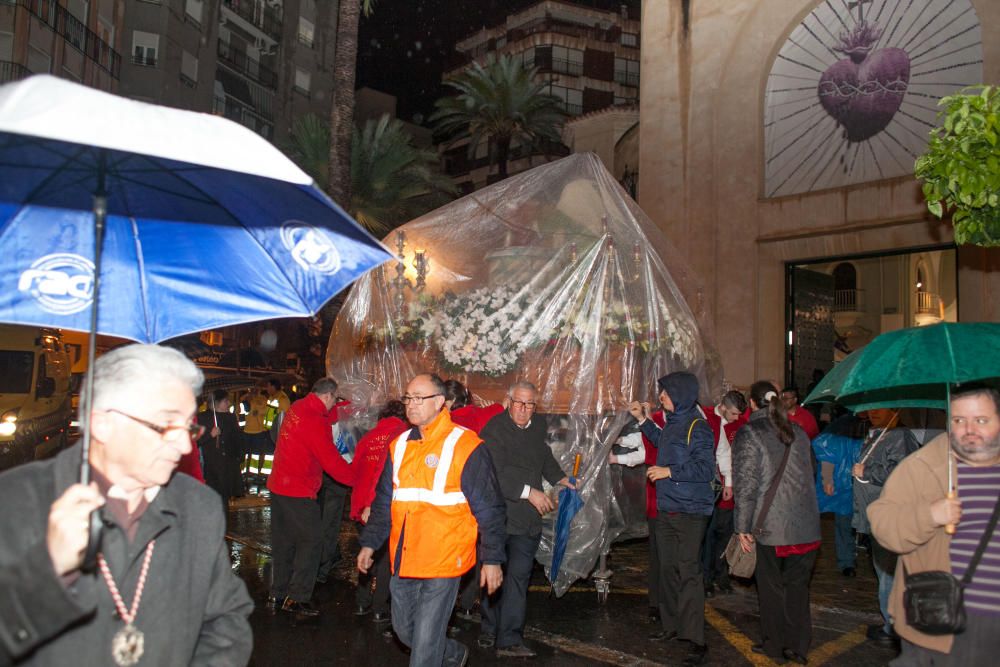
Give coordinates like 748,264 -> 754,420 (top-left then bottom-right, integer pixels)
764,0 -> 982,198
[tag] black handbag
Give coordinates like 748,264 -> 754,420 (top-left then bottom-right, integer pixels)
902,491 -> 1000,635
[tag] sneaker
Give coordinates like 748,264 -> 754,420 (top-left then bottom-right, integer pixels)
841,567 -> 857,577
373,611 -> 391,624
264,595 -> 283,614
281,598 -> 320,617
496,644 -> 537,658
782,648 -> 809,664
477,634 -> 496,649
649,630 -> 677,641
455,607 -> 477,621
354,604 -> 373,616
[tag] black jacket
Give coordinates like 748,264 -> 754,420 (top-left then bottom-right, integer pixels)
0,445 -> 253,666
481,412 -> 566,536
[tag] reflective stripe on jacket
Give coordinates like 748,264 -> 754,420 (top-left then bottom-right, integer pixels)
388,414 -> 481,578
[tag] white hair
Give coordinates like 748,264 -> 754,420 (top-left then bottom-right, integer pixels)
81,344 -> 203,417
507,380 -> 538,396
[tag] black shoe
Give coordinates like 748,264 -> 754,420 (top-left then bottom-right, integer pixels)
496,644 -> 537,658
315,574 -> 328,585
264,595 -> 283,614
682,643 -> 708,666
649,630 -> 678,641
281,598 -> 320,618
782,648 -> 808,664
477,634 -> 496,649
704,584 -> 715,599
372,611 -> 391,624
866,624 -> 896,644
455,607 -> 476,621
354,604 -> 372,616
648,607 -> 660,623
841,567 -> 857,577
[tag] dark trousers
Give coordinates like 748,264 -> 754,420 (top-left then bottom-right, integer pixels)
457,559 -> 481,611
701,506 -> 734,587
833,514 -> 856,570
655,513 -> 710,644
756,544 -> 818,659
390,575 -> 467,667
270,494 -> 322,602
481,533 -> 541,648
647,518 -> 661,608
317,474 -> 349,580
356,543 -> 391,614
892,612 -> 1000,666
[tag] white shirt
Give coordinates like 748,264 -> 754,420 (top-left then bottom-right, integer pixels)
714,405 -> 733,487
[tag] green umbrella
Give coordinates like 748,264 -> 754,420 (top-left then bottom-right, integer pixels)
803,322 -> 1000,412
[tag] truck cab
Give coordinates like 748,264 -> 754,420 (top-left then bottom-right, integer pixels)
0,326 -> 73,470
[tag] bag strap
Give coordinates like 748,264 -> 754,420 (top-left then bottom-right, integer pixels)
686,418 -> 704,446
752,438 -> 793,535
961,490 -> 1000,585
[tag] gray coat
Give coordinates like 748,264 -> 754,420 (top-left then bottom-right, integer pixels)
852,426 -> 920,534
0,445 -> 253,666
733,410 -> 821,547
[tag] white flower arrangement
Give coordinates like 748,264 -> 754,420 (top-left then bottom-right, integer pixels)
435,285 -> 534,377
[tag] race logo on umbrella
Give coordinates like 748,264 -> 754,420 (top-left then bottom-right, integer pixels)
17,253 -> 94,315
281,222 -> 342,275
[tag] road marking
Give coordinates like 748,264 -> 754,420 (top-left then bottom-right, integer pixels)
704,606 -> 780,666
528,584 -> 647,595
808,624 -> 868,664
523,627 -> 664,666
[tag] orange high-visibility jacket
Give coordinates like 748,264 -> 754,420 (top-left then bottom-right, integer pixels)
388,410 -> 481,578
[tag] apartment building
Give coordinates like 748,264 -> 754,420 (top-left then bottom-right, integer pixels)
442,0 -> 641,191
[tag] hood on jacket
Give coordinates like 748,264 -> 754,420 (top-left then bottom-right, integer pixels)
657,372 -> 700,413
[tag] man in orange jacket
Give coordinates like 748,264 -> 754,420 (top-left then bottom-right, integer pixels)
266,377 -> 353,619
358,373 -> 506,667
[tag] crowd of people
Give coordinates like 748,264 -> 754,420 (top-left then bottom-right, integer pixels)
1,342 -> 998,667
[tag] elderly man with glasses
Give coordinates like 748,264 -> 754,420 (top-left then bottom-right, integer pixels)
0,344 -> 253,666
357,373 -> 506,667
478,381 -> 574,658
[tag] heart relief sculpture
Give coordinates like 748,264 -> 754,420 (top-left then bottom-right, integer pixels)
817,21 -> 910,143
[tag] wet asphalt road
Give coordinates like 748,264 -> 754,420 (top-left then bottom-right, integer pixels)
226,487 -> 900,666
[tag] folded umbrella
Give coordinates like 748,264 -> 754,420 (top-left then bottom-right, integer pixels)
549,453 -> 583,585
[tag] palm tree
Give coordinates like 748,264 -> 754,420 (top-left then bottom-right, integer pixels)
328,0 -> 376,208
286,113 -> 456,235
431,54 -> 566,180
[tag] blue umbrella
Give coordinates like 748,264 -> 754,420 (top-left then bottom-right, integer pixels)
549,454 -> 583,585
0,76 -> 392,562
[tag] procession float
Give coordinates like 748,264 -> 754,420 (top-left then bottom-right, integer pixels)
327,152 -> 722,596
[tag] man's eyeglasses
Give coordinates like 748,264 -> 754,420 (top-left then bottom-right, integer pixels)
510,400 -> 537,411
107,409 -> 205,440
401,394 -> 443,405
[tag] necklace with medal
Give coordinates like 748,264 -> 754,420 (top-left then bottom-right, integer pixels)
98,540 -> 155,667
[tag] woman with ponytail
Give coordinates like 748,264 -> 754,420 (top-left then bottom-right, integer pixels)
733,381 -> 821,665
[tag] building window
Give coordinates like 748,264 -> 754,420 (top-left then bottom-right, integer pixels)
294,67 -> 311,96
298,16 -> 315,48
620,32 -> 638,48
132,31 -> 159,67
614,95 -> 637,106
27,45 -> 50,74
64,0 -> 88,50
181,50 -> 198,87
546,85 -> 582,115
551,45 -> 583,76
495,35 -> 507,50
614,58 -> 639,87
832,262 -> 860,311
0,32 -> 13,62
185,0 -> 203,25
517,47 -> 535,69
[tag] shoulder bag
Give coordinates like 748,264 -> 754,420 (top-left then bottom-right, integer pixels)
902,490 -> 1000,635
724,437 -> 793,578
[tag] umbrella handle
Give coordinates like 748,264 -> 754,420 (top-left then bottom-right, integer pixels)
572,453 -> 581,478
945,490 -> 957,535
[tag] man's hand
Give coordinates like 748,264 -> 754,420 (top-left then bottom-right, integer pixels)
210,426 -> 221,438
852,463 -> 865,478
557,476 -> 576,490
823,482 -> 835,496
737,532 -> 755,554
646,465 -> 671,482
527,488 -> 555,515
357,547 -> 375,574
628,401 -> 648,423
481,563 -> 503,595
722,486 -> 733,502
607,452 -> 618,465
361,506 -> 371,524
930,496 -> 962,527
47,482 -> 105,577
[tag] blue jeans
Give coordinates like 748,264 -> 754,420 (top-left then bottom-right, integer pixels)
390,574 -> 466,666
871,539 -> 896,633
481,533 -> 540,648
834,514 -> 856,571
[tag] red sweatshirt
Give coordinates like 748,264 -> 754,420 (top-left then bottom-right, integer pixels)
450,403 -> 504,434
267,393 -> 354,498
349,416 -> 409,521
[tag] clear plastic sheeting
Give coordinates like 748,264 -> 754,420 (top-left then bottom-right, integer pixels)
327,153 -> 722,595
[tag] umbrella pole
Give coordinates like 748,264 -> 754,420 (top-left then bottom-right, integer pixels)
946,383 -> 956,535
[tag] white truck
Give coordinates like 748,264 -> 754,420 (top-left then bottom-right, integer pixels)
0,325 -> 73,470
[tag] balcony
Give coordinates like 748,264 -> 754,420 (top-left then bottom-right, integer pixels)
833,288 -> 866,330
16,0 -> 121,78
0,60 -> 32,84
222,0 -> 283,42
131,54 -> 157,67
217,40 -> 277,89
614,70 -> 639,87
550,57 -> 582,77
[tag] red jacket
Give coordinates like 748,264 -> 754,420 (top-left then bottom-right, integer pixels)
787,406 -> 819,440
641,411 -> 666,518
702,406 -> 749,510
349,416 -> 408,521
177,442 -> 205,483
450,403 -> 504,434
267,393 -> 354,498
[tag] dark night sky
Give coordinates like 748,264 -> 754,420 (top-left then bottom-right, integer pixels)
356,0 -> 642,123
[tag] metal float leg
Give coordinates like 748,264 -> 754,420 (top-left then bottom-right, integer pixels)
593,551 -> 612,603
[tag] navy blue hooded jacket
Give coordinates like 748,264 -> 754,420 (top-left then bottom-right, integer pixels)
638,371 -> 716,515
